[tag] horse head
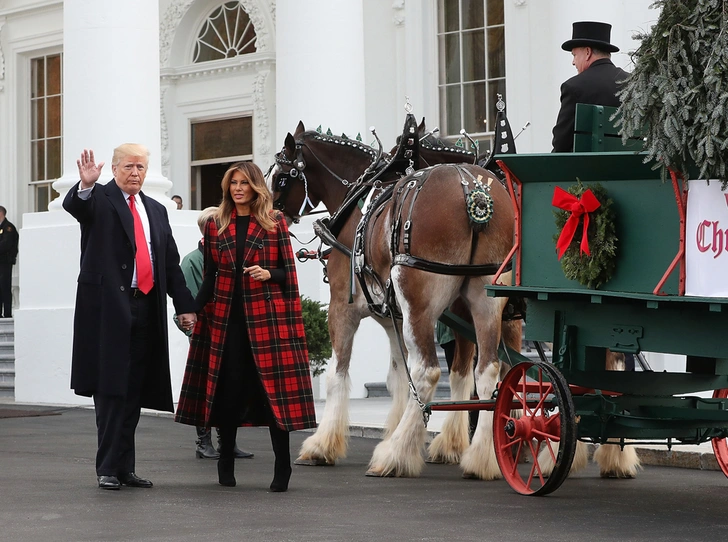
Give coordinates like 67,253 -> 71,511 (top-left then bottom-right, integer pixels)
271,122 -> 378,223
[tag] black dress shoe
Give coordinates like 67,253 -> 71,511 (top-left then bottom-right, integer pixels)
118,472 -> 153,488
234,446 -> 254,459
97,475 -> 121,490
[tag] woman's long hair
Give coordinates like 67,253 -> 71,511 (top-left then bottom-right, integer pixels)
216,162 -> 276,233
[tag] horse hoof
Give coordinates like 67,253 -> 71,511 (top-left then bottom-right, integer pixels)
365,468 -> 395,477
600,470 -> 636,479
426,457 -> 447,464
461,471 -> 480,480
294,458 -> 333,466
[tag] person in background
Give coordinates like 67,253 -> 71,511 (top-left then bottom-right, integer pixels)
172,195 -> 183,210
175,162 -> 316,492
0,206 -> 19,318
552,21 -> 629,152
176,206 -> 254,461
63,145 -> 197,490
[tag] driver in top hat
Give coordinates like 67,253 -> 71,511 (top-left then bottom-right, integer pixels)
552,21 -> 630,152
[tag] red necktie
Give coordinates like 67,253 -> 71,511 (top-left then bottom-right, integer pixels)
129,195 -> 153,294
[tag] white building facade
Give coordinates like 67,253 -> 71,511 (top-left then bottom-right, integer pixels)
0,0 -> 658,404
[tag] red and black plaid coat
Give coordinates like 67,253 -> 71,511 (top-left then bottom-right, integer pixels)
175,210 -> 317,431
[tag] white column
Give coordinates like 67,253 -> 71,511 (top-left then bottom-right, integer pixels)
48,0 -> 172,211
15,0 -> 203,406
276,0 -> 366,142
276,1 -> 389,399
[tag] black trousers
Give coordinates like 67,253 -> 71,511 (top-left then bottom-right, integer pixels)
93,291 -> 156,476
0,263 -> 13,318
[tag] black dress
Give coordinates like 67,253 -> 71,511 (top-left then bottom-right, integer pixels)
198,215 -> 283,427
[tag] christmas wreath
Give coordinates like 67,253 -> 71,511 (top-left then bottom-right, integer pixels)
552,181 -> 618,289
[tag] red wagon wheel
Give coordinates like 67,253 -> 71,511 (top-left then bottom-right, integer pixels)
493,361 -> 577,496
711,388 -> 728,478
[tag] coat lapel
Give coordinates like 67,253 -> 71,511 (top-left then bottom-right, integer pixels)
218,210 -> 237,272
139,191 -> 161,256
243,215 -> 266,264
105,180 -> 135,248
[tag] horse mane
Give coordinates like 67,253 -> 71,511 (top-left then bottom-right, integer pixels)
299,130 -> 380,162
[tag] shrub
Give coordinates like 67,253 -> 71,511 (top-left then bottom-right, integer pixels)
301,295 -> 332,377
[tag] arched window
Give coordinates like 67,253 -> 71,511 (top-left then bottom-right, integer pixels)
193,2 -> 257,63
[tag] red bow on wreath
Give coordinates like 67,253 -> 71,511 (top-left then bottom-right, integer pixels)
552,186 -> 601,260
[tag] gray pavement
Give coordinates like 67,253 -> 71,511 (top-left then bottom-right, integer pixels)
2,403 -> 728,542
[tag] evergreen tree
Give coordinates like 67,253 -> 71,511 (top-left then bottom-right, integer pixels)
618,0 -> 728,188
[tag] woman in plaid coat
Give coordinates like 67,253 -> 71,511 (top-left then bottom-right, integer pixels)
175,162 -> 316,492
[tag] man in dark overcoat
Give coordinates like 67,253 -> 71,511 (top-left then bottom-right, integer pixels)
63,144 -> 197,490
552,21 -> 630,152
0,206 -> 19,318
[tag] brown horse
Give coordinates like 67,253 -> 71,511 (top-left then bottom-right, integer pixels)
272,122 -> 516,479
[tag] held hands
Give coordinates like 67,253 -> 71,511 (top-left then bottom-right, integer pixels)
77,149 -> 105,189
244,266 -> 270,282
178,312 -> 197,332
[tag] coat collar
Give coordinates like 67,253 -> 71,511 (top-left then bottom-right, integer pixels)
218,209 -> 267,271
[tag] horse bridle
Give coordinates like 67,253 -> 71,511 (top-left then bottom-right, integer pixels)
272,138 -> 361,222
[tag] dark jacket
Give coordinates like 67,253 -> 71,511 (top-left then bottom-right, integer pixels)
63,180 -> 195,411
175,210 -> 316,431
0,218 -> 19,265
552,58 -> 630,152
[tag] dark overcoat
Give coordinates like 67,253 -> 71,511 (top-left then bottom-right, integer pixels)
552,58 -> 630,152
63,180 -> 195,412
0,218 -> 19,264
175,211 -> 317,431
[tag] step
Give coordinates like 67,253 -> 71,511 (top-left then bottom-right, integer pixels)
0,371 -> 15,386
0,385 -> 14,399
365,381 -> 452,399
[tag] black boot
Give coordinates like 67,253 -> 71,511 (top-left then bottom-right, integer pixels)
216,428 -> 254,459
269,425 -> 292,492
217,426 -> 237,487
195,427 -> 220,459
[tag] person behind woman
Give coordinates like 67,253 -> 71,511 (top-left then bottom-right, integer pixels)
175,162 -> 317,492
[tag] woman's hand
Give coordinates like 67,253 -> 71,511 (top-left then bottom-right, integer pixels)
244,266 -> 270,282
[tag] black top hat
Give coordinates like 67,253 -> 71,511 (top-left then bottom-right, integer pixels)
562,21 -> 619,53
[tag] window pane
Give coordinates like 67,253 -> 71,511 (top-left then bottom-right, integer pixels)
31,100 -> 41,140
38,99 -> 46,139
487,27 -> 506,79
462,0 -> 484,30
47,138 -> 62,179
36,185 -> 50,213
191,117 -> 253,161
32,140 -> 45,181
197,21 -> 226,62
439,0 -> 460,33
32,58 -> 45,98
487,80 -> 506,132
463,82 -> 487,134
487,0 -> 504,26
440,34 -> 461,84
47,54 -> 62,96
441,86 -> 462,134
462,30 -> 485,82
47,96 -> 61,137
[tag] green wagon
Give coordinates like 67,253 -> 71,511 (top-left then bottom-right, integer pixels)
471,146 -> 728,496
